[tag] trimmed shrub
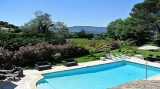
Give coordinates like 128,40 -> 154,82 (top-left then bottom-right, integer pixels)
10,42 -> 90,66
0,47 -> 13,69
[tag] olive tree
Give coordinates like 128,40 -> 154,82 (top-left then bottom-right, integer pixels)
21,10 -> 53,33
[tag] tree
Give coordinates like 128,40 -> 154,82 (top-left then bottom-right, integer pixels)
53,22 -> 69,44
106,21 -> 116,39
115,19 -> 125,40
106,17 -> 154,41
130,0 -> 160,33
77,29 -> 87,38
106,19 -> 123,40
21,10 -> 53,33
124,17 -> 153,40
0,21 -> 18,29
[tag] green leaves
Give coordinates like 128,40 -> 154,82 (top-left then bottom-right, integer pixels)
106,21 -> 117,39
21,10 -> 53,33
106,0 -> 160,42
130,0 -> 160,33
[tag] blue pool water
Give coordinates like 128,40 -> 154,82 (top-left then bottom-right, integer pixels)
36,61 -> 160,89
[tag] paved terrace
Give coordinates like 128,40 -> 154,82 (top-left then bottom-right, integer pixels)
1,57 -> 160,89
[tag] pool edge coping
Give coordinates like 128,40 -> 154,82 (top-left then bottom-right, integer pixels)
32,58 -> 160,89
30,73 -> 43,89
31,60 -> 118,89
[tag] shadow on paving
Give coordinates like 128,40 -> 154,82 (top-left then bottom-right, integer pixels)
0,81 -> 17,89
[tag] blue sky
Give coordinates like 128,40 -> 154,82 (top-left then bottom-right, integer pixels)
0,0 -> 144,27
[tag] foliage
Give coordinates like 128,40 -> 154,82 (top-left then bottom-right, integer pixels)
83,41 -> 111,56
52,22 -> 69,44
92,34 -> 105,40
21,11 -> 53,33
153,34 -> 160,40
106,17 -> 154,41
115,19 -> 125,39
119,39 -> 136,49
0,12 -> 69,51
0,47 -> 13,69
137,49 -> 160,58
105,20 -> 118,39
68,32 -> 79,38
52,53 -> 62,62
130,0 -> 160,33
105,0 -> 160,45
69,38 -> 110,56
69,38 -> 106,46
68,31 -> 94,40
0,21 -> 18,29
107,41 -> 119,50
0,42 -> 89,67
105,37 -> 114,42
77,29 -> 87,38
20,11 -> 69,45
75,52 -> 106,62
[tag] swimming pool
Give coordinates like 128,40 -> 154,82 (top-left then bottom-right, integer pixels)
36,60 -> 160,89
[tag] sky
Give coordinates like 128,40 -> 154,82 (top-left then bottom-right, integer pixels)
0,0 -> 144,27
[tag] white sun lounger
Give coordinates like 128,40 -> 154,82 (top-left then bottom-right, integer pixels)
106,53 -> 120,61
110,54 -> 121,61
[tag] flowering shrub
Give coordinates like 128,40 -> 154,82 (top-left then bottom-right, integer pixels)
0,47 -> 13,69
0,42 -> 89,66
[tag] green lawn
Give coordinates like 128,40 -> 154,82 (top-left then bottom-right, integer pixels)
76,46 -> 160,62
69,38 -> 106,46
69,38 -> 160,62
75,52 -> 106,62
138,50 -> 160,58
110,46 -> 160,58
69,38 -> 90,43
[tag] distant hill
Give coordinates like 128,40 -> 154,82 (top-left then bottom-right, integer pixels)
69,26 -> 106,34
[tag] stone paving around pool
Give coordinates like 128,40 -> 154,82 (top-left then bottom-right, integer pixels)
1,56 -> 160,89
112,80 -> 160,89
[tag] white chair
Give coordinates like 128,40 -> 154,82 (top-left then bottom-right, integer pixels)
100,57 -> 106,61
135,54 -> 143,59
109,53 -> 121,61
106,54 -> 111,59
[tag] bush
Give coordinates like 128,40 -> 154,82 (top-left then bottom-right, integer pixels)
92,34 -> 102,40
107,41 -> 119,50
55,42 -> 90,59
105,37 -> 114,42
0,47 -> 13,69
88,41 -> 97,47
52,53 -> 62,62
0,42 -> 90,67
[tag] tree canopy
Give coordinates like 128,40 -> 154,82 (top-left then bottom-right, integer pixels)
0,21 -> 18,29
106,0 -> 159,42
21,11 -> 53,33
21,10 -> 69,45
130,0 -> 160,33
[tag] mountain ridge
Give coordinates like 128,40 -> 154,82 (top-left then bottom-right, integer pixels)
69,26 -> 106,34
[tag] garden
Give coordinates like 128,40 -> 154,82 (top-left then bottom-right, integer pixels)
0,0 -> 160,70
